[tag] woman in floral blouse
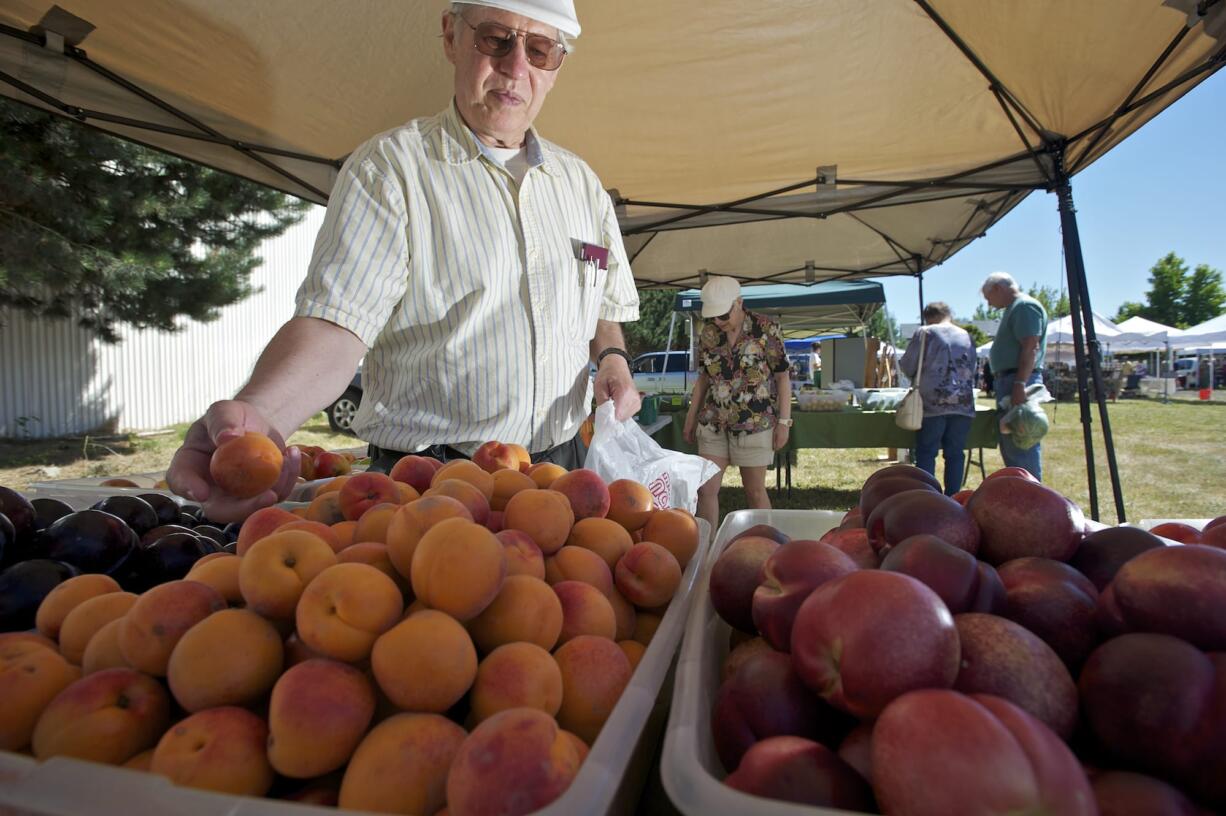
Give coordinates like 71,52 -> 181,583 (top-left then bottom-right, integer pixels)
682,277 -> 792,533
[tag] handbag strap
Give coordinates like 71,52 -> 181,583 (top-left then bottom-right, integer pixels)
913,329 -> 927,388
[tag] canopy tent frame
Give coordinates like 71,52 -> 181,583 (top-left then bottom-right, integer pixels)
3,2 -> 1225,521
0,21 -> 341,201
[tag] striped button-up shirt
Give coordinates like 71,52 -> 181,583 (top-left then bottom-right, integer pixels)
296,103 -> 639,456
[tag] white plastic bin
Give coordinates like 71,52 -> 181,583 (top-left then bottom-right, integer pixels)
26,471 -> 176,510
1136,518 -> 1210,531
660,508 -> 867,816
0,520 -> 712,816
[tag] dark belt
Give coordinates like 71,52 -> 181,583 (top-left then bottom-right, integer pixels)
998,368 -> 1018,376
368,442 -> 469,465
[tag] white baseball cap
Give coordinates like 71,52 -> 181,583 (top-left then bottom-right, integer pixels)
458,0 -> 581,38
701,276 -> 742,318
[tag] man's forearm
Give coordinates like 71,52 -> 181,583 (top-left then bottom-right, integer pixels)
236,316 -> 367,439
589,319 -> 627,361
1015,339 -> 1039,381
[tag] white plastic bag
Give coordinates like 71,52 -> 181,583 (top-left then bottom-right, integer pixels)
997,383 -> 1054,449
584,401 -> 719,513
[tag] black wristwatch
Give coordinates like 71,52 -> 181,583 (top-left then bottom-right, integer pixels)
597,347 -> 632,368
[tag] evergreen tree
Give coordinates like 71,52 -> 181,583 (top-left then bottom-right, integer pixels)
622,288 -> 687,356
0,98 -> 309,342
959,322 -> 989,348
1026,284 -> 1070,318
1113,300 -> 1146,323
1182,264 -> 1225,327
973,302 -> 1003,321
1142,252 -> 1189,327
857,306 -> 898,344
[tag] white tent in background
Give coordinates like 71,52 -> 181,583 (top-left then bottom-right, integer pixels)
1178,313 -> 1226,347
1113,315 -> 1185,352
1044,313 -> 1121,366
1047,312 -> 1123,345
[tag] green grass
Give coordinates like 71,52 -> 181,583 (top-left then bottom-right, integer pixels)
715,397 -> 1225,525
2,401 -> 1221,525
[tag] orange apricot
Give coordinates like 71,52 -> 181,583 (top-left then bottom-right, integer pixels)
209,432 -> 283,498
503,489 -> 574,555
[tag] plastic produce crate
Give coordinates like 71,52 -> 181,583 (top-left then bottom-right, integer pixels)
660,508 -> 861,816
0,519 -> 713,816
26,471 -> 176,510
1137,518 -> 1211,532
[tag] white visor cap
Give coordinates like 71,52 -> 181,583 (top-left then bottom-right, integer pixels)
701,276 -> 742,318
457,0 -> 580,39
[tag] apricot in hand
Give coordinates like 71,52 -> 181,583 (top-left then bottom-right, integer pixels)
210,432 -> 283,498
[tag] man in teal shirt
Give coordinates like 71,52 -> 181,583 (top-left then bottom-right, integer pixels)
984,272 -> 1048,480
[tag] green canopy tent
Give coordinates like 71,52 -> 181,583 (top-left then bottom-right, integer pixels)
672,281 -> 884,340
658,281 -> 886,392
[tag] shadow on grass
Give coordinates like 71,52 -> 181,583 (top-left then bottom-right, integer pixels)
0,437 -> 136,470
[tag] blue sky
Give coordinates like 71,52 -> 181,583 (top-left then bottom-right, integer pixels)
879,70 -> 1226,327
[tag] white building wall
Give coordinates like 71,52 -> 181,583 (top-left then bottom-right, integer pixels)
0,206 -> 326,438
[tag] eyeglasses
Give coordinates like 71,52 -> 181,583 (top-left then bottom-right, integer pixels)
459,16 -> 568,71
711,307 -> 734,322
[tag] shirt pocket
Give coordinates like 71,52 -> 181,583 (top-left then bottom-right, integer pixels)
568,261 -> 607,342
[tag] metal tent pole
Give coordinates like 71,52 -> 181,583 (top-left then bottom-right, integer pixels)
1052,147 -> 1127,522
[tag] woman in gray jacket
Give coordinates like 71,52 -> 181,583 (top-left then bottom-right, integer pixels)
899,302 -> 977,495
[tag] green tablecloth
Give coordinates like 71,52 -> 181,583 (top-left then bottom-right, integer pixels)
652,405 -> 999,453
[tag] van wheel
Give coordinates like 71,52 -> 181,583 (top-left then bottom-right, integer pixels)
327,388 -> 362,433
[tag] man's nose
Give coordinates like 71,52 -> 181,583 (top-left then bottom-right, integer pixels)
494,35 -> 531,79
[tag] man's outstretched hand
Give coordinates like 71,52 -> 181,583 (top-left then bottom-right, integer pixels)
166,400 -> 300,523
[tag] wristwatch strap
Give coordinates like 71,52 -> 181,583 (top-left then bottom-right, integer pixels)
597,347 -> 633,368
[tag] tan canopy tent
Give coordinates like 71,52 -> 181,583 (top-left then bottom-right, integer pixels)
3,0 -> 1224,520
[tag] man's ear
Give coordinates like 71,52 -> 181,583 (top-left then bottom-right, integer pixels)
442,10 -> 458,64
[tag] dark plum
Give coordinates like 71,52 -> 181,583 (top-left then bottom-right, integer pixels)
140,532 -> 215,583
40,509 -> 139,575
0,512 -> 13,566
0,486 -> 36,543
140,524 -> 199,547
137,492 -> 183,526
31,497 -> 75,532
91,495 -> 159,536
193,525 -> 228,548
0,558 -> 79,632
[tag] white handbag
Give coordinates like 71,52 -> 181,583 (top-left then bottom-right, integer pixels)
895,329 -> 927,431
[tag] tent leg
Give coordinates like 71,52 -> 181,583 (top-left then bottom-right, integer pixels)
1053,155 -> 1127,523
917,265 -> 925,320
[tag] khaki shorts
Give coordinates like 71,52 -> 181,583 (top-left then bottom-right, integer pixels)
696,425 -> 775,468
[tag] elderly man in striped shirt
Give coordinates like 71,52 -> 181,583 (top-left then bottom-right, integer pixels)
168,0 -> 641,522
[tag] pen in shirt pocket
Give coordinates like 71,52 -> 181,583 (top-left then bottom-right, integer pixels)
572,239 -> 609,288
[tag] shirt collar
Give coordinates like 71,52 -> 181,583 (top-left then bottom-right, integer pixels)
439,101 -> 557,176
